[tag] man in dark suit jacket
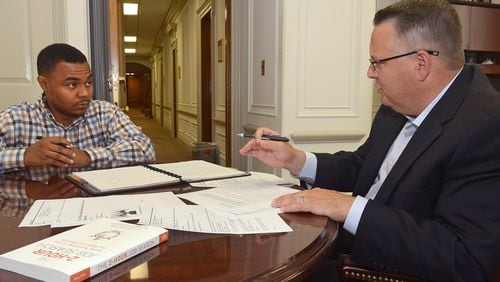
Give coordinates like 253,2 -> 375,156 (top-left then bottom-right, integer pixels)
240,0 -> 500,281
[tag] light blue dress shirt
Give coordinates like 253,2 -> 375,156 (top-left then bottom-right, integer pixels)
298,68 -> 462,235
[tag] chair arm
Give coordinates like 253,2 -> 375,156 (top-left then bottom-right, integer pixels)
338,254 -> 421,282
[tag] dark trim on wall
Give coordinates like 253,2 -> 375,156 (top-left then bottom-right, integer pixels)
225,0 -> 232,166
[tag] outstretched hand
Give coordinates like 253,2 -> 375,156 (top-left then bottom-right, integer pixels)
239,127 -> 305,175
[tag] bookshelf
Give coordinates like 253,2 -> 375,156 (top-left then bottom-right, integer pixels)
451,1 -> 500,75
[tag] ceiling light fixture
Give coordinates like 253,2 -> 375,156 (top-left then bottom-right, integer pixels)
123,3 -> 138,15
124,48 -> 136,54
124,36 -> 137,42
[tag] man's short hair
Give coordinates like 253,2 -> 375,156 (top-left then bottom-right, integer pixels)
374,0 -> 465,69
37,43 -> 88,76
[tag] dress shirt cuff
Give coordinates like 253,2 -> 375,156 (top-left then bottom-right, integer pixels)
0,148 -> 27,173
343,195 -> 368,235
84,148 -> 113,169
294,151 -> 317,185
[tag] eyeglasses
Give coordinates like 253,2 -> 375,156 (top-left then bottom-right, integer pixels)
369,50 -> 439,71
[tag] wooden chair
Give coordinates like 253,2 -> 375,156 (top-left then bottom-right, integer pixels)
338,254 -> 421,282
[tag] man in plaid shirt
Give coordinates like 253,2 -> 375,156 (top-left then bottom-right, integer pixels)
0,43 -> 156,174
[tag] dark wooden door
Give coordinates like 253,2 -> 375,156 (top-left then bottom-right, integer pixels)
201,10 -> 212,142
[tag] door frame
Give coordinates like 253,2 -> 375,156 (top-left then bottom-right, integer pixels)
172,47 -> 179,137
225,0 -> 232,166
89,0 -> 125,106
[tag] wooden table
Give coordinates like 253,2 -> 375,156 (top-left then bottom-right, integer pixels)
0,172 -> 338,281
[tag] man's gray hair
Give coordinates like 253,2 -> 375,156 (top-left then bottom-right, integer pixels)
374,0 -> 465,69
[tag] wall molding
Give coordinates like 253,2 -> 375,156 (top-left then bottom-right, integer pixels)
290,130 -> 365,144
196,0 -> 211,17
294,1 -> 361,118
177,109 -> 197,118
242,123 -> 259,134
213,118 -> 226,126
247,0 -> 279,118
52,0 -> 66,42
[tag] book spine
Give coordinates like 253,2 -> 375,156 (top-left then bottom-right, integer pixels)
69,231 -> 168,282
86,245 -> 163,282
142,164 -> 182,179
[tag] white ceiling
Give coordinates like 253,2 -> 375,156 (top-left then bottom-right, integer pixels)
122,0 -> 173,59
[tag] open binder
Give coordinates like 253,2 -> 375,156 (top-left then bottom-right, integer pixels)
67,160 -> 249,195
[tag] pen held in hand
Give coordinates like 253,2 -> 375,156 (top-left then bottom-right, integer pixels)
237,133 -> 289,142
36,136 -> 73,148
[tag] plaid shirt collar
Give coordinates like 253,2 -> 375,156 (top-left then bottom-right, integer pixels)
37,94 -> 86,129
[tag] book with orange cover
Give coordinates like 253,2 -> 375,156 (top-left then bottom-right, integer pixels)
0,218 -> 168,282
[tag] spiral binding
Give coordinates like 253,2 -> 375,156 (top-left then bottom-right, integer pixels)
141,164 -> 183,180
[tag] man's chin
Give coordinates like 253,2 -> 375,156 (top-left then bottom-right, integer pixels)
70,108 -> 88,118
73,104 -> 89,113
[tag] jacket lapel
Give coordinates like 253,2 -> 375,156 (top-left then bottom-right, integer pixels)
353,109 -> 407,197
373,65 -> 474,203
374,118 -> 442,203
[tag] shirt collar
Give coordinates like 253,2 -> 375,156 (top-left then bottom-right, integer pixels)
37,94 -> 85,129
405,67 -> 463,127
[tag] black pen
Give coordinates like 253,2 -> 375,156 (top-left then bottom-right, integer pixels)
36,136 -> 73,148
237,133 -> 289,142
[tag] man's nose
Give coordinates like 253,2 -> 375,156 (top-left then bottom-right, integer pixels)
367,65 -> 377,79
78,85 -> 93,98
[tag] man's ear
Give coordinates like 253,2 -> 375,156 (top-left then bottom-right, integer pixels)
415,50 -> 432,81
37,75 -> 48,92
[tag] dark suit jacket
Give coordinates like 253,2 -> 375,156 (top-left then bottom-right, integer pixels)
314,64 -> 500,281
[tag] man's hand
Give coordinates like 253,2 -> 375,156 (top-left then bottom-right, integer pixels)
24,137 -> 90,168
24,137 -> 76,168
68,148 -> 91,168
239,127 -> 305,175
271,188 -> 355,222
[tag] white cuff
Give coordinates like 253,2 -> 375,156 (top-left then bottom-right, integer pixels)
343,195 -> 368,235
295,151 -> 317,184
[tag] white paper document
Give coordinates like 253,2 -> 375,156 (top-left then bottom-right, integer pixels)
139,205 -> 292,234
178,182 -> 299,216
190,171 -> 289,188
19,192 -> 186,227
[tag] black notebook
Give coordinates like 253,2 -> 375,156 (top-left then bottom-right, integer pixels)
67,160 -> 249,195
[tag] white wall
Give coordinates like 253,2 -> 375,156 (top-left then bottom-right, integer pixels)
237,0 -> 283,175
0,0 -> 89,110
175,1 -> 200,146
280,0 -> 375,181
233,0 -> 376,181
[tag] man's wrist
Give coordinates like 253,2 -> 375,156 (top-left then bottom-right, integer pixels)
287,150 -> 306,176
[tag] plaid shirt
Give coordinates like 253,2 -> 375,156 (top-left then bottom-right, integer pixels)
0,168 -> 78,218
0,175 -> 32,218
0,95 -> 156,174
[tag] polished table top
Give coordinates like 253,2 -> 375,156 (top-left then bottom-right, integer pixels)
0,168 -> 338,281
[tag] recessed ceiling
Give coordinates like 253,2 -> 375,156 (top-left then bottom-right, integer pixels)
122,0 -> 173,59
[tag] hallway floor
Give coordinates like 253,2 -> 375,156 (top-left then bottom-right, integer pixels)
127,108 -> 192,164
